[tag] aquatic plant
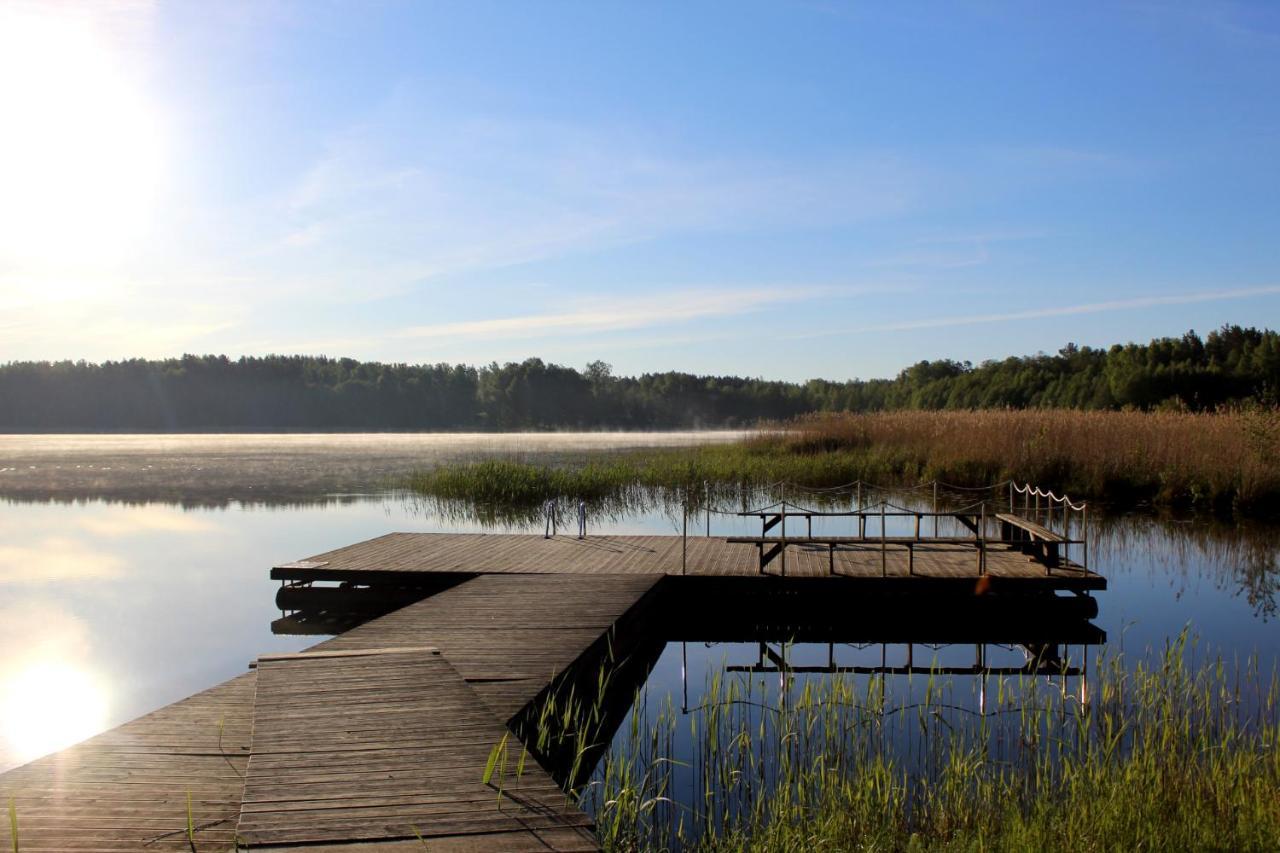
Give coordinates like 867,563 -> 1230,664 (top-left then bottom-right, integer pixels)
514,636 -> 1280,851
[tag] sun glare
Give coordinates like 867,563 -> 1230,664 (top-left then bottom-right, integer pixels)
0,5 -> 165,277
1,660 -> 109,765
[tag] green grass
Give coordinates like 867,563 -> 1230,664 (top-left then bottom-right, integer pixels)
504,636 -> 1280,852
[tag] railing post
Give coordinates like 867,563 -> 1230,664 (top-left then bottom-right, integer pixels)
1008,481 -> 1014,512
681,486 -> 688,575
880,502 -> 886,577
705,480 -> 711,537
781,500 -> 787,576
1083,505 -> 1089,571
933,480 -> 939,536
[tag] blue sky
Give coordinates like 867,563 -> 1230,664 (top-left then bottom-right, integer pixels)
2,1 -> 1278,380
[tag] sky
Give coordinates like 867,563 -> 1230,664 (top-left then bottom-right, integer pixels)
1,1 -> 1279,381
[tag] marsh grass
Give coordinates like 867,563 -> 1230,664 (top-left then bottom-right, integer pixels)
408,409 -> 1280,519
511,636 -> 1280,851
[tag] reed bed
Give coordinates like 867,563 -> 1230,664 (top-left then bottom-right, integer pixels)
406,409 -> 1280,517
512,637 -> 1280,852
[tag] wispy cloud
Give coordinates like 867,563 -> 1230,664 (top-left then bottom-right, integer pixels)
250,92 -> 926,304
393,286 -> 838,342
786,285 -> 1280,339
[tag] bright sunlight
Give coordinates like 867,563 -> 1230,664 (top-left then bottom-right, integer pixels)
0,3 -> 164,280
1,659 -> 109,765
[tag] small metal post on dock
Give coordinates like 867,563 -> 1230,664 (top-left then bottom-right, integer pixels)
933,481 -> 939,537
705,480 -> 711,537
681,487 -> 688,575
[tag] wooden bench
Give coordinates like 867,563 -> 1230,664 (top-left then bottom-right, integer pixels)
995,513 -> 1066,568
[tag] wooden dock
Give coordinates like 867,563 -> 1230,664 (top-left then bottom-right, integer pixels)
274,531 -> 1104,591
1,517 -> 1104,851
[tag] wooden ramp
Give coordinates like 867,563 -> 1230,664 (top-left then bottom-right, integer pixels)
309,573 -> 664,722
0,573 -> 662,851
238,647 -> 595,851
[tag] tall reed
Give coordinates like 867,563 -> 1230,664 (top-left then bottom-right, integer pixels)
518,636 -> 1280,851
407,409 -> 1280,518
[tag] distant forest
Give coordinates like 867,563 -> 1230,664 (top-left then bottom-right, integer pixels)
0,325 -> 1277,431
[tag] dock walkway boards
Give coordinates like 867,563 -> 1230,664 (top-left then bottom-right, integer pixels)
238,647 -> 594,851
0,572 -> 662,851
0,672 -> 255,851
310,572 -> 664,723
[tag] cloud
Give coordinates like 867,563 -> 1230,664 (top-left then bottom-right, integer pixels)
392,286 -> 836,342
257,93 -> 925,304
786,285 -> 1280,339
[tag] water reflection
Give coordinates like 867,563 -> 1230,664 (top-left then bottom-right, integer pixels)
504,587 -> 1103,792
0,461 -> 1276,773
1,660 -> 108,764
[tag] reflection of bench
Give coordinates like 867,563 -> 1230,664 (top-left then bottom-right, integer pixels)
995,513 -> 1065,568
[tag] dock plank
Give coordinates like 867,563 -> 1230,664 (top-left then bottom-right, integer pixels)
0,672 -> 255,852
237,647 -> 593,849
308,573 -> 664,722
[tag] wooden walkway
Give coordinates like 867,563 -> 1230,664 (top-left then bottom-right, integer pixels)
238,647 -> 594,850
0,672 -> 255,851
309,573 -> 663,722
275,532 -> 1105,590
0,573 -> 663,852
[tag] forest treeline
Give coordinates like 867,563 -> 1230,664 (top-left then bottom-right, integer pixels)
0,325 -> 1277,431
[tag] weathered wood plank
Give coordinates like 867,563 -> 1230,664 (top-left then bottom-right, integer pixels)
237,647 -> 594,849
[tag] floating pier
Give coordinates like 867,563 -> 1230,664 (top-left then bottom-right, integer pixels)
0,486 -> 1104,851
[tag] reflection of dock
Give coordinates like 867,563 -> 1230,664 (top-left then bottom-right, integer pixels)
0,503 -> 1105,851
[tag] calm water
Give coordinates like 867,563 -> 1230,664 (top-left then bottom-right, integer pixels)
0,432 -> 1276,775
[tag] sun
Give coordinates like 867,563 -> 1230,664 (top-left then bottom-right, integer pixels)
0,4 -> 165,277
2,659 -> 109,765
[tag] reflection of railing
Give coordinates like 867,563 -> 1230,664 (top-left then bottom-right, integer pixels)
682,639 -> 1092,715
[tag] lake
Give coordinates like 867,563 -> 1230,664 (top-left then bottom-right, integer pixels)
0,431 -> 1276,780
